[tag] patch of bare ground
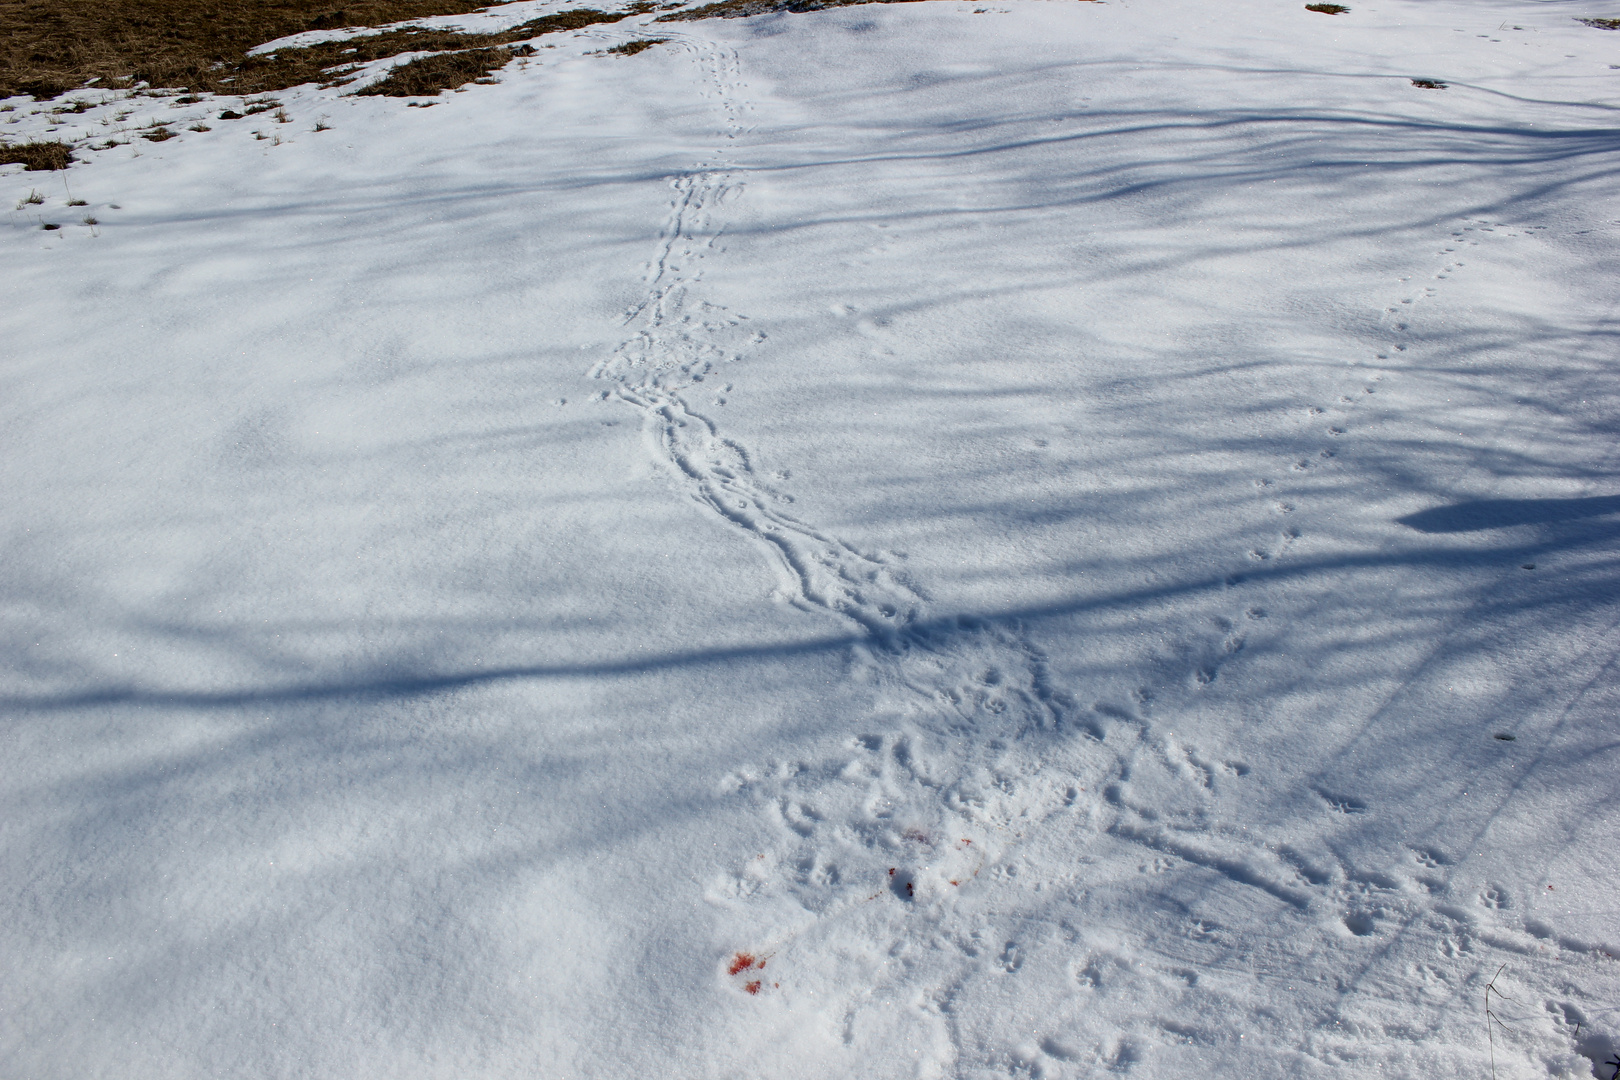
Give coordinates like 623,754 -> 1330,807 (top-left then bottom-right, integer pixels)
0,0 -> 639,100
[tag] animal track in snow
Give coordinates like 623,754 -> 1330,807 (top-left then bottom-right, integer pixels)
598,46 -> 1112,1003
592,39 -> 922,639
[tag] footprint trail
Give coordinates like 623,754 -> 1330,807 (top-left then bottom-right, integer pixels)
588,28 -> 1092,948
585,28 -> 1613,1077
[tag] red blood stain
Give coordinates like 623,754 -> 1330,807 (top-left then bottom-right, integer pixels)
728,952 -> 756,976
905,882 -> 915,898
744,980 -> 762,995
757,960 -> 766,970
949,880 -> 960,886
961,839 -> 972,845
888,868 -> 896,876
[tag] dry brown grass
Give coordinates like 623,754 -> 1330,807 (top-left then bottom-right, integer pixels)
347,9 -> 633,94
0,0 -> 514,98
606,37 -> 669,54
355,45 -> 511,94
246,9 -> 632,95
0,140 -> 74,169
658,0 -> 924,20
1,0 -> 639,100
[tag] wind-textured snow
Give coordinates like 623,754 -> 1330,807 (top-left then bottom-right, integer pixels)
4,0 -> 1620,1076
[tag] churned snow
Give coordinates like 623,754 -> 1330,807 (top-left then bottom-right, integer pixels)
4,0 -> 1620,1076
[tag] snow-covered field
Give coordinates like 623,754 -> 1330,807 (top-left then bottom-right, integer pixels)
4,0 -> 1620,1075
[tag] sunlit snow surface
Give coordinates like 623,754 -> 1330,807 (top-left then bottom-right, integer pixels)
4,1 -> 1620,1076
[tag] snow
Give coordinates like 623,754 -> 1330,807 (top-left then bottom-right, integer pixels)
4,0 -> 1620,1076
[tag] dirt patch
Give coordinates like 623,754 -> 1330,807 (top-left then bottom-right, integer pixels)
1304,3 -> 1349,13
345,10 -> 632,93
1,0 -> 636,100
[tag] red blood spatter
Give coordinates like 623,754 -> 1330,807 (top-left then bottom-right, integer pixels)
905,882 -> 915,897
757,960 -> 766,970
728,952 -> 756,976
888,868 -> 896,876
950,880 -> 960,886
745,980 -> 762,995
961,839 -> 972,845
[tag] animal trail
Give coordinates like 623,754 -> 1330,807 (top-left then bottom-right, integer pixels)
595,32 -> 1115,1024
591,38 -> 922,635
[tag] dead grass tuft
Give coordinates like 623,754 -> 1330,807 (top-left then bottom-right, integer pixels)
1577,17 -> 1620,29
355,46 -> 510,94
658,0 -> 930,20
1410,77 -> 1447,89
0,140 -> 75,170
1304,3 -> 1349,13
607,38 -> 669,54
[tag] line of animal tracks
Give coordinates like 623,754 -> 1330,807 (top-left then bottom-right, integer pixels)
579,26 -> 1602,1073
591,23 -> 1327,940
587,31 -> 1086,904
